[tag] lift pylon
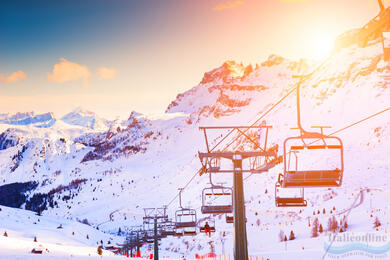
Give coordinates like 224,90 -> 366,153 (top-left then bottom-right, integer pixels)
143,208 -> 169,260
199,125 -> 281,260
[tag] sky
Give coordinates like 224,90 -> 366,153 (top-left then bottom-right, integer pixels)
0,0 -> 387,119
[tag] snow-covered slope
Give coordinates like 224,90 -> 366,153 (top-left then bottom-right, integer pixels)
0,205 -> 122,258
0,33 -> 389,258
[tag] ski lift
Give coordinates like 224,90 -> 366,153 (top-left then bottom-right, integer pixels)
161,221 -> 176,237
275,182 -> 307,207
201,173 -> 233,214
382,31 -> 390,61
175,189 -> 197,230
143,230 -> 162,243
175,208 -> 197,228
282,131 -> 343,187
281,76 -> 344,188
183,227 -> 197,236
199,218 -> 216,233
225,215 -> 234,224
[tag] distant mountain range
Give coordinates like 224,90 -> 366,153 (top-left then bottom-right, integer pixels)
0,107 -> 110,130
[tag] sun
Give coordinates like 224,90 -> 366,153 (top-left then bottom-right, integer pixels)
312,35 -> 335,60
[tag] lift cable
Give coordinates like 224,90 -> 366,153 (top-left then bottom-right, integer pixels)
166,168 -> 202,208
243,105 -> 390,182
220,55 -> 334,153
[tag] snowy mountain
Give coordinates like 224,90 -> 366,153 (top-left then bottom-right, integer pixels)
61,107 -> 110,130
0,112 -> 56,128
0,29 -> 390,258
0,108 -> 109,131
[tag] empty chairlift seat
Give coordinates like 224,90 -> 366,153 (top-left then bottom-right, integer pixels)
161,221 -> 176,237
275,182 -> 307,207
201,186 -> 233,214
225,215 -> 234,224
282,135 -> 344,188
175,208 -> 197,228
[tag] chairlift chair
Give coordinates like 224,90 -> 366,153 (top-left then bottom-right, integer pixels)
174,188 -> 198,229
173,229 -> 183,237
275,182 -> 307,207
225,215 -> 234,224
161,221 -> 176,237
201,186 -> 233,214
183,227 -> 197,236
281,74 -> 344,188
175,208 -> 197,228
282,132 -> 344,188
199,218 -> 216,233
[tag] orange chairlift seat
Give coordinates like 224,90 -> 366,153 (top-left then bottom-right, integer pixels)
280,131 -> 344,188
225,215 -> 234,224
275,182 -> 307,207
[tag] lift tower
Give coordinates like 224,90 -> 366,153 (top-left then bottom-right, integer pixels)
143,208 -> 168,260
199,125 -> 282,260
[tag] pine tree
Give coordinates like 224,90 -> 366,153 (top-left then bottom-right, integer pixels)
289,230 -> 295,240
323,208 -> 326,214
3,231 -> 7,237
284,235 -> 287,241
319,224 -> 323,233
87,234 -> 89,239
34,236 -> 37,242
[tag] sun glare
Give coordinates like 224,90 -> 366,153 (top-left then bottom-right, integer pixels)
312,35 -> 334,60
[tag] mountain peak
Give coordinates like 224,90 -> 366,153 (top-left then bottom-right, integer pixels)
200,60 -> 246,85
61,108 -> 108,130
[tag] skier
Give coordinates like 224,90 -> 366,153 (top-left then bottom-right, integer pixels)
204,221 -> 211,237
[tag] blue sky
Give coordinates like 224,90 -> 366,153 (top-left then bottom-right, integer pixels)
0,0 -> 384,119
